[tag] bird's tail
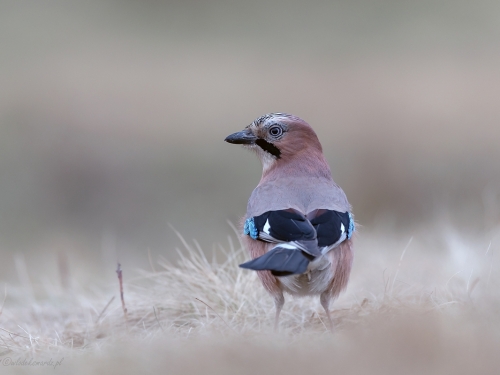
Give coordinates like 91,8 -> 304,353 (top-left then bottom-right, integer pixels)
239,245 -> 314,276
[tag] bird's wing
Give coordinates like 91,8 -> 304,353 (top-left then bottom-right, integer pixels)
241,209 -> 355,276
244,209 -> 319,256
308,209 -> 355,253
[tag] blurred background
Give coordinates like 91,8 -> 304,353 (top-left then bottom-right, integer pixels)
1,0 -> 499,284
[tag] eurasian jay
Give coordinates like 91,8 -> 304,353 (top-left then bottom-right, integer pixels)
225,113 -> 355,331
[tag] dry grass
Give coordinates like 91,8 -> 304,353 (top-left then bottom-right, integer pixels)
0,224 -> 499,374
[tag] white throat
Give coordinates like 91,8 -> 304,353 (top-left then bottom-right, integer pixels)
257,147 -> 277,174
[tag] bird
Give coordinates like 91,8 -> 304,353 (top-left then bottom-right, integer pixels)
224,113 -> 355,331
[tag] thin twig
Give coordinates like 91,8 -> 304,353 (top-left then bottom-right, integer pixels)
466,269 -> 474,292
391,236 -> 413,295
116,263 -> 128,322
153,306 -> 165,333
195,298 -> 235,332
446,270 -> 462,289
0,327 -> 29,339
485,241 -> 492,256
96,296 -> 115,324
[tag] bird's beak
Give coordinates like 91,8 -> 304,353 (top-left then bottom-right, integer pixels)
224,129 -> 258,145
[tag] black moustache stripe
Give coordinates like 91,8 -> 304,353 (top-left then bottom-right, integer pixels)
255,139 -> 281,159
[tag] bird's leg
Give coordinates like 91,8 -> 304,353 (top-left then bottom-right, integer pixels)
320,291 -> 334,333
273,293 -> 285,332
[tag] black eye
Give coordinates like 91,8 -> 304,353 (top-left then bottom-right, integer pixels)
269,126 -> 283,137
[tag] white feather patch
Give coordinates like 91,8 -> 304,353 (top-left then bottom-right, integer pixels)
263,219 -> 271,234
276,243 -> 299,250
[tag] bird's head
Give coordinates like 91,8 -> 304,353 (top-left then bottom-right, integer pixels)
224,113 -> 323,173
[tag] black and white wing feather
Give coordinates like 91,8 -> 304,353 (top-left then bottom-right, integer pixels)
241,209 -> 354,276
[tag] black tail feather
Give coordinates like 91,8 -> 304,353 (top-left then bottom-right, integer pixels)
239,246 -> 312,276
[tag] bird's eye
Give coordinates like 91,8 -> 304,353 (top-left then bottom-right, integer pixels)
269,126 -> 283,137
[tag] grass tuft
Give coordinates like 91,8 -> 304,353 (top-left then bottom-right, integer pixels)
0,226 -> 499,373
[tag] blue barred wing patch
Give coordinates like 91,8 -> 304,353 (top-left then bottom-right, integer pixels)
243,217 -> 259,240
347,212 -> 355,239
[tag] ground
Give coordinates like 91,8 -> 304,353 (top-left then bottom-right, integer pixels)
0,226 -> 499,374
